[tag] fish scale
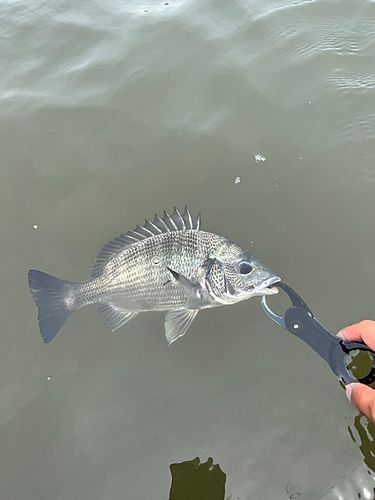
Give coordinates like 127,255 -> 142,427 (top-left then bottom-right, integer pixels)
28,207 -> 280,344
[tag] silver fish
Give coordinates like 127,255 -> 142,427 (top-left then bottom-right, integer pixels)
28,207 -> 280,344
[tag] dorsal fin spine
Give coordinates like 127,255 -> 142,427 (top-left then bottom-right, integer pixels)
193,212 -> 201,230
134,225 -> 152,237
123,235 -> 138,242
155,214 -> 169,231
126,230 -> 143,240
142,219 -> 159,235
90,208 -> 201,278
169,215 -> 178,230
173,206 -> 185,230
146,220 -> 162,233
182,205 -> 193,229
163,210 -> 177,231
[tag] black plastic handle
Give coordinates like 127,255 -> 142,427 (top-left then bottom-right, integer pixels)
262,283 -> 375,386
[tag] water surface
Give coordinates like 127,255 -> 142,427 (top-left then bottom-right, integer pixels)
1,0 -> 375,498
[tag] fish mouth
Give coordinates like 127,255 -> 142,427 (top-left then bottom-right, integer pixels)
254,276 -> 281,295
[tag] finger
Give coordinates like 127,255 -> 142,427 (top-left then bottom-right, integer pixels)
337,320 -> 375,351
347,382 -> 375,424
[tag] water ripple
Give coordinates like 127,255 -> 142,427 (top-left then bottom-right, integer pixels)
327,68 -> 375,91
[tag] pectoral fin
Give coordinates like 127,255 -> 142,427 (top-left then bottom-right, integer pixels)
166,267 -> 203,307
165,309 -> 199,345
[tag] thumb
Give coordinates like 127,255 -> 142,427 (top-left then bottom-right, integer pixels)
346,383 -> 375,423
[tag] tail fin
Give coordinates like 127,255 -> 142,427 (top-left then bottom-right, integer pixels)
28,270 -> 76,343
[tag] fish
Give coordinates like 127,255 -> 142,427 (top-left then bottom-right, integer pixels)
28,207 -> 280,344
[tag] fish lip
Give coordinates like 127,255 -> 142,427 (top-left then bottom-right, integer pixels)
254,276 -> 281,295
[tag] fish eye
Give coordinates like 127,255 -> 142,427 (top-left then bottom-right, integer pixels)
237,261 -> 253,275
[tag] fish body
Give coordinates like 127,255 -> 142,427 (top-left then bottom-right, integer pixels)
28,207 -> 280,344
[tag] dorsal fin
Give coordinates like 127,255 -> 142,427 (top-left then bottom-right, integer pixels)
90,207 -> 201,277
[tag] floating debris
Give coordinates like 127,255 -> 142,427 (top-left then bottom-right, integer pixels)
33,224 -> 38,229
234,177 -> 241,184
254,154 -> 266,163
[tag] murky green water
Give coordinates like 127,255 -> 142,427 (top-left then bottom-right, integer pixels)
1,0 -> 375,498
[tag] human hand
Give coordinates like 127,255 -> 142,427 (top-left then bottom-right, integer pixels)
337,320 -> 375,423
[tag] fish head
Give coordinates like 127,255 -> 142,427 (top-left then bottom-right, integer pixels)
206,244 -> 280,304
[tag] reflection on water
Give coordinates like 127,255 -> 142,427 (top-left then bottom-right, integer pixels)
346,350 -> 375,383
169,457 -> 225,500
351,415 -> 375,476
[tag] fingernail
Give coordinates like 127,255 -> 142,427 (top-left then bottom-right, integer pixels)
346,382 -> 359,402
337,328 -> 349,341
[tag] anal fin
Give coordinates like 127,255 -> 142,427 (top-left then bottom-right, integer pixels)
165,309 -> 198,345
98,303 -> 137,331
